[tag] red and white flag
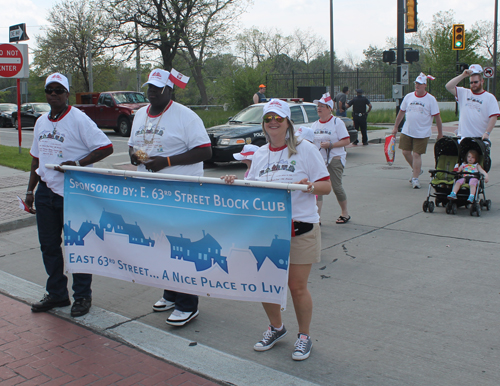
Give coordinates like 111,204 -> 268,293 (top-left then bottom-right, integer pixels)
17,195 -> 33,213
169,69 -> 190,89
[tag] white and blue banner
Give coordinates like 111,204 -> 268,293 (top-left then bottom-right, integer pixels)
63,170 -> 292,308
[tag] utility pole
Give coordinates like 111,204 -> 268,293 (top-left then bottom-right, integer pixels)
330,0 -> 334,96
135,14 -> 141,92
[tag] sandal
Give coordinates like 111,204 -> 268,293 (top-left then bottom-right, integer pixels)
336,215 -> 351,224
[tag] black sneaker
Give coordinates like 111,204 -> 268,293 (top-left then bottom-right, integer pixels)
71,298 -> 92,317
292,333 -> 313,361
254,325 -> 287,351
31,294 -> 71,313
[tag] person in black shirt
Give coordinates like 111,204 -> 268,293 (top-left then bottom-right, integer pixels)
346,89 -> 372,145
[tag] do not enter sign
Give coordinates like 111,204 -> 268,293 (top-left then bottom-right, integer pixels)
0,43 -> 29,78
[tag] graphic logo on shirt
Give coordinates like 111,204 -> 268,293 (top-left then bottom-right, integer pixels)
466,96 -> 484,105
258,160 -> 296,177
39,129 -> 65,143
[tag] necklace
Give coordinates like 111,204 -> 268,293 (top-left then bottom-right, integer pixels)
49,105 -> 68,134
143,104 -> 169,145
266,144 -> 286,182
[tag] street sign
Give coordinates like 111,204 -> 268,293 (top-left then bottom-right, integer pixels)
0,43 -> 29,78
9,24 -> 29,43
401,64 -> 409,85
484,67 -> 494,78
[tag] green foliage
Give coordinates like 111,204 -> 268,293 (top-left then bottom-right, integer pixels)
221,66 -> 265,110
0,145 -> 32,172
194,109 -> 240,128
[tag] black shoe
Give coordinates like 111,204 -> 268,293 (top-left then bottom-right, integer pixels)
363,142 -> 369,146
71,298 -> 92,317
31,294 -> 71,313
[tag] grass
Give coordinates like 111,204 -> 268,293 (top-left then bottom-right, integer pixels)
194,108 -> 240,128
0,145 -> 32,171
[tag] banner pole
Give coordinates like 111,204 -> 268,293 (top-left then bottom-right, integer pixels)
46,165 -> 309,192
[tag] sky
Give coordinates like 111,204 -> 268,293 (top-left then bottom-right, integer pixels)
0,0 -> 496,64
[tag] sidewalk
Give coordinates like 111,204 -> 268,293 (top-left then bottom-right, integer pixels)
0,293 -> 219,386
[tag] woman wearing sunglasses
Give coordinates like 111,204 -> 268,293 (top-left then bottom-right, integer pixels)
222,99 -> 331,360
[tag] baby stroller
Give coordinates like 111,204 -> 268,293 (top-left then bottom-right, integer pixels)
422,136 -> 460,213
422,136 -> 491,216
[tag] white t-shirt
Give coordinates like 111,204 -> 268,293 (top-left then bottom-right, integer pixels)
400,92 -> 440,138
312,115 -> 350,166
456,87 -> 500,138
246,141 -> 329,223
128,101 -> 210,176
30,106 -> 112,196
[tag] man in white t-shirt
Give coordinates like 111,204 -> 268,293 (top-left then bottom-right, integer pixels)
392,73 -> 443,189
26,73 -> 113,318
445,64 -> 500,140
312,92 -> 352,224
129,68 -> 212,327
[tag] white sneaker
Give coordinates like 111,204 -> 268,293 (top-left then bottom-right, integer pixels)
412,178 -> 421,189
152,298 -> 175,312
166,309 -> 199,326
409,169 -> 424,182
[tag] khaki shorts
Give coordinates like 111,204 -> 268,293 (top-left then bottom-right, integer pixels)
290,223 -> 321,264
327,157 -> 347,202
399,133 -> 429,154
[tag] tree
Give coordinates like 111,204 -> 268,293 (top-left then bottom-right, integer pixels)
33,0 -> 116,92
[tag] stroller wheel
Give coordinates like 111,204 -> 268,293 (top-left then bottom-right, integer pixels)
479,199 -> 484,208
486,200 -> 492,211
423,201 -> 429,212
428,201 -> 435,213
451,203 -> 458,215
470,204 -> 475,216
475,203 -> 481,217
446,202 -> 452,214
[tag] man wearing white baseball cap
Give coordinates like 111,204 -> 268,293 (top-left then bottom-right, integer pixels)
128,68 -> 212,327
446,64 -> 500,140
27,72 -> 113,318
392,73 -> 443,189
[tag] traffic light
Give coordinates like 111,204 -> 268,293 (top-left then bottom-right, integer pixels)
405,0 -> 417,33
452,24 -> 465,50
406,50 -> 419,64
383,50 -> 396,64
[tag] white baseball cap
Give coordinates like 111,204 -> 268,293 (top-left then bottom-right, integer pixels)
233,144 -> 259,161
469,64 -> 483,74
45,73 -> 69,92
295,126 -> 315,143
142,68 -> 174,89
414,72 -> 436,84
313,92 -> 334,109
262,99 -> 291,119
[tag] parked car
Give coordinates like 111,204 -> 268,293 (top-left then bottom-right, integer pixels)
74,91 -> 149,137
206,100 -> 357,162
11,103 -> 51,129
0,103 -> 17,127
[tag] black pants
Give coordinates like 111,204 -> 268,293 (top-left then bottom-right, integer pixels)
353,115 -> 368,145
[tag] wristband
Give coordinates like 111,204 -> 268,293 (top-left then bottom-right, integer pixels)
485,132 -> 490,136
309,184 -> 315,194
167,157 -> 171,167
26,191 -> 33,195
75,160 -> 81,166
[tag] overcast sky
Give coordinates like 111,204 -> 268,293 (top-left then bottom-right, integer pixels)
1,0 -> 496,64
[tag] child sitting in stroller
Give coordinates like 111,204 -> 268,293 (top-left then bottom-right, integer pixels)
447,149 -> 489,203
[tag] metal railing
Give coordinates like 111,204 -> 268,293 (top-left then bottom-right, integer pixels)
265,69 -> 472,102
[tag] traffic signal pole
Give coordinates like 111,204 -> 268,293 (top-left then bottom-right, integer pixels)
396,0 -> 405,128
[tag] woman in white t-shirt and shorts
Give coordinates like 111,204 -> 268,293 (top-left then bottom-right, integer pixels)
222,99 -> 331,361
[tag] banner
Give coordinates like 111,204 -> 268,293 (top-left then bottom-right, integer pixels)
63,171 -> 292,308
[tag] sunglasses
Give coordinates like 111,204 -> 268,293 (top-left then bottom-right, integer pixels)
45,88 -> 67,95
470,81 -> 480,84
263,114 -> 286,123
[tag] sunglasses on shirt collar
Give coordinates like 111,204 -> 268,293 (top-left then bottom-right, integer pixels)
45,88 -> 67,95
263,114 -> 286,123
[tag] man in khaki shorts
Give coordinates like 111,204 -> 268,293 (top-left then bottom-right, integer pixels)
392,73 -> 443,188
